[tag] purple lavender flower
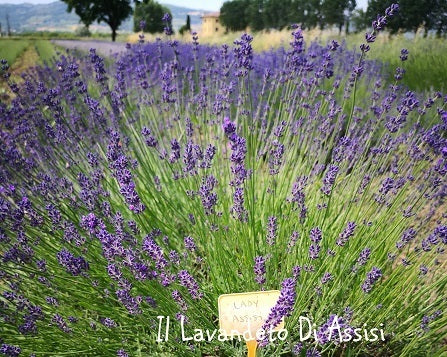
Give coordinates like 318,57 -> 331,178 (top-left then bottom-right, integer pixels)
288,231 -> 299,251
229,135 -> 249,186
395,67 -> 405,81
259,277 -> 296,346
234,33 -> 254,76
52,314 -> 72,333
162,13 -> 171,22
117,350 -> 129,357
116,288 -> 141,314
0,344 -> 21,357
310,227 -> 322,243
142,235 -> 168,270
231,187 -> 247,221
289,176 -> 308,221
365,33 -> 376,43
101,317 -> 117,328
306,348 -> 321,357
178,270 -> 202,300
372,15 -> 387,31
316,314 -> 351,345
169,138 -> 180,163
292,342 -> 303,355
396,228 -> 417,249
269,140 -> 285,175
361,267 -> 382,293
385,3 -> 399,17
321,272 -> 333,284
309,244 -> 321,260
184,236 -> 197,252
254,256 -> 266,285
321,165 -> 339,195
56,249 -> 89,276
80,212 -> 98,233
434,225 -> 447,244
266,216 -> 278,245
198,175 -> 218,215
172,290 -> 188,311
169,250 -> 180,265
141,127 -> 158,148
222,117 -> 236,138
162,13 -> 173,36
107,132 -> 145,213
400,48 -> 409,61
357,248 -> 371,266
337,222 -> 356,246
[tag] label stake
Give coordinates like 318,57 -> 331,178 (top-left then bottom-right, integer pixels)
246,339 -> 258,357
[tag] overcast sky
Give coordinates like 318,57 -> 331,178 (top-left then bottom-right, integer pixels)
0,0 -> 369,11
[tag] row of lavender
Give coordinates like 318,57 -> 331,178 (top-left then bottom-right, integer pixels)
1,6 -> 447,356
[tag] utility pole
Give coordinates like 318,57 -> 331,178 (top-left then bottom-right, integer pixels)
6,14 -> 11,36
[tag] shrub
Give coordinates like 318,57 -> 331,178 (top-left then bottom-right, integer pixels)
0,4 -> 446,356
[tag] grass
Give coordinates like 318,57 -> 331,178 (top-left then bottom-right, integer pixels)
0,39 -> 30,66
0,38 -> 57,67
363,34 -> 447,92
34,40 -> 57,63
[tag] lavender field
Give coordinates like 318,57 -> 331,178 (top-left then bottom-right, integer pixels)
1,4 -> 447,356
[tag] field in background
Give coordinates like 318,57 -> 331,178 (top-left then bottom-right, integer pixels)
0,39 -> 57,97
128,29 -> 447,93
0,39 -> 57,66
0,39 -> 30,67
1,30 -> 446,94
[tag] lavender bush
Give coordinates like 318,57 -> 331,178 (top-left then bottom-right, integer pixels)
1,5 -> 447,356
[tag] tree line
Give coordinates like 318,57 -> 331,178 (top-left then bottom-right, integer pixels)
220,0 -> 447,35
60,0 -> 446,41
60,0 -> 183,41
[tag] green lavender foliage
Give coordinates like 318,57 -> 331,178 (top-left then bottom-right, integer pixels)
0,27 -> 446,357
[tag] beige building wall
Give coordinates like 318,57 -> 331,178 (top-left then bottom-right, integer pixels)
201,13 -> 224,37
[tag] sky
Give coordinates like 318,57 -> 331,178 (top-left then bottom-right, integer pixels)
0,0 -> 368,11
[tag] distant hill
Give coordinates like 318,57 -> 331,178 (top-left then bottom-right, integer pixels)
0,1 -> 205,33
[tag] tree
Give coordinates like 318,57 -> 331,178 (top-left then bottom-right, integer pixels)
75,26 -> 92,37
345,0 -> 357,34
179,15 -> 191,35
428,0 -> 447,37
246,0 -> 266,31
321,0 -> 356,34
263,0 -> 293,29
220,0 -> 249,31
133,0 -> 172,34
289,0 -> 306,26
61,0 -> 133,41
350,8 -> 368,32
302,0 -> 323,29
186,15 -> 191,31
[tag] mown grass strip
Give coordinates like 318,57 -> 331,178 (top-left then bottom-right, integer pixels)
0,39 -> 30,66
34,40 -> 57,64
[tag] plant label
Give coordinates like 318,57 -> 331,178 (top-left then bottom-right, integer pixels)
218,290 -> 283,339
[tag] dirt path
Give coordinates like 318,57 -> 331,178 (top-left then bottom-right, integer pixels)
0,45 -> 40,101
52,40 -> 128,57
